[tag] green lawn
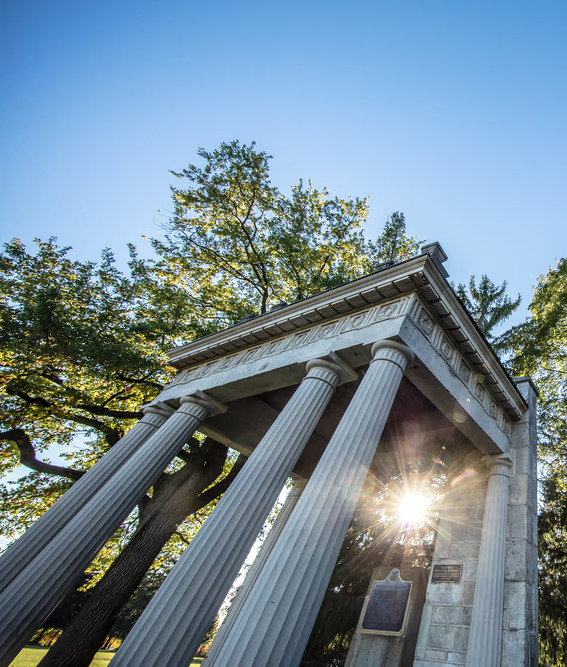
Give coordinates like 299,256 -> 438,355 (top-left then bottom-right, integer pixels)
11,646 -> 204,666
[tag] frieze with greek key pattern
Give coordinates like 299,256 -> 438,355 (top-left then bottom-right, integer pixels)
412,301 -> 512,437
167,297 -> 410,388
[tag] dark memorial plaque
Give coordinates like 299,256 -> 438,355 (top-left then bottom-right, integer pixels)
360,569 -> 412,636
431,564 -> 462,584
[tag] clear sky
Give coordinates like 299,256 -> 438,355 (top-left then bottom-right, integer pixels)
2,0 -> 566,323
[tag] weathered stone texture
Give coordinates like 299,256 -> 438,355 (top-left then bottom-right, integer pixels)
414,465 -> 484,665
501,378 -> 538,667
428,625 -> 469,651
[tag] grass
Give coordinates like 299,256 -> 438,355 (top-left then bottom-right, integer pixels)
11,646 -> 204,666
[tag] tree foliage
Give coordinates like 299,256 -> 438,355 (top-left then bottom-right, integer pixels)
455,274 -> 521,349
154,141 -> 421,320
538,465 -> 567,666
502,259 -> 567,664
0,237 -> 198,478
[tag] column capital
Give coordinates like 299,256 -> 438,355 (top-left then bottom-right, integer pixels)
306,351 -> 357,385
179,390 -> 227,416
142,401 -> 176,420
370,339 -> 415,368
482,453 -> 514,477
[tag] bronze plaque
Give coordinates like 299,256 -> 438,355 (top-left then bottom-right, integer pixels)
360,569 -> 412,636
431,564 -> 462,584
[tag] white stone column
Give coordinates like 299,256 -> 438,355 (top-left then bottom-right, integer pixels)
466,454 -> 513,667
111,357 -> 354,667
0,403 -> 175,594
0,393 -> 220,667
211,340 -> 414,667
204,479 -> 307,664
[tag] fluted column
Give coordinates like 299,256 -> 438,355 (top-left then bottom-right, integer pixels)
211,340 -> 414,667
0,402 -> 175,594
0,393 -> 221,667
467,454 -> 513,667
204,479 -> 307,664
111,357 -> 354,667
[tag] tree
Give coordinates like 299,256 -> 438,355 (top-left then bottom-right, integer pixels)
155,141 -> 367,317
153,141 -> 421,319
503,258 -> 567,664
1,140 -> 423,665
0,238 -> 246,666
0,237 -> 209,484
455,274 -> 521,350
368,211 -> 422,265
537,463 -> 567,666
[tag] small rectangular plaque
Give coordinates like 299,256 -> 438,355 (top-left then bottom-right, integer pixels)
431,564 -> 462,584
359,569 -> 412,636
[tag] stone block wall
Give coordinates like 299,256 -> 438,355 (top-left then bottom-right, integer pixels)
413,454 -> 486,666
502,379 -> 538,666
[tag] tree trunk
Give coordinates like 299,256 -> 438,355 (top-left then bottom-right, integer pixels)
39,506 -> 182,666
38,445 -> 245,667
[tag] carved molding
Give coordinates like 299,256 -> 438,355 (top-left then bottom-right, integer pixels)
412,300 -> 512,437
167,297 -> 410,388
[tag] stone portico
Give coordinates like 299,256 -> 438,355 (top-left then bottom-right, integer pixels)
0,243 -> 537,667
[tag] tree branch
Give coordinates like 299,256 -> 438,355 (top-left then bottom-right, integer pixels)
0,428 -> 84,481
194,453 -> 247,508
8,388 -> 51,408
9,388 -> 142,422
174,530 -> 190,545
115,373 -> 164,391
9,389 -> 108,430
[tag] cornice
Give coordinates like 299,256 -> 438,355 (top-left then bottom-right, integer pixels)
167,256 -> 431,368
414,263 -> 527,418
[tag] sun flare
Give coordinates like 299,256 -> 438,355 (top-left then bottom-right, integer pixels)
397,492 -> 429,526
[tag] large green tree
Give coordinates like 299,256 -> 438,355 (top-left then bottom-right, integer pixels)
455,274 -> 521,350
1,140 -> 423,665
0,238 -> 246,666
503,258 -> 567,664
153,141 -> 421,319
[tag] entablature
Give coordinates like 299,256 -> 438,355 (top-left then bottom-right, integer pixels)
166,250 -> 527,427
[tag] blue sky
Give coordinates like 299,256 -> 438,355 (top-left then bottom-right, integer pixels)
2,0 -> 566,323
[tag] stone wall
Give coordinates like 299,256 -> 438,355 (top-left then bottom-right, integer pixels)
502,379 -> 538,666
413,453 -> 485,666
